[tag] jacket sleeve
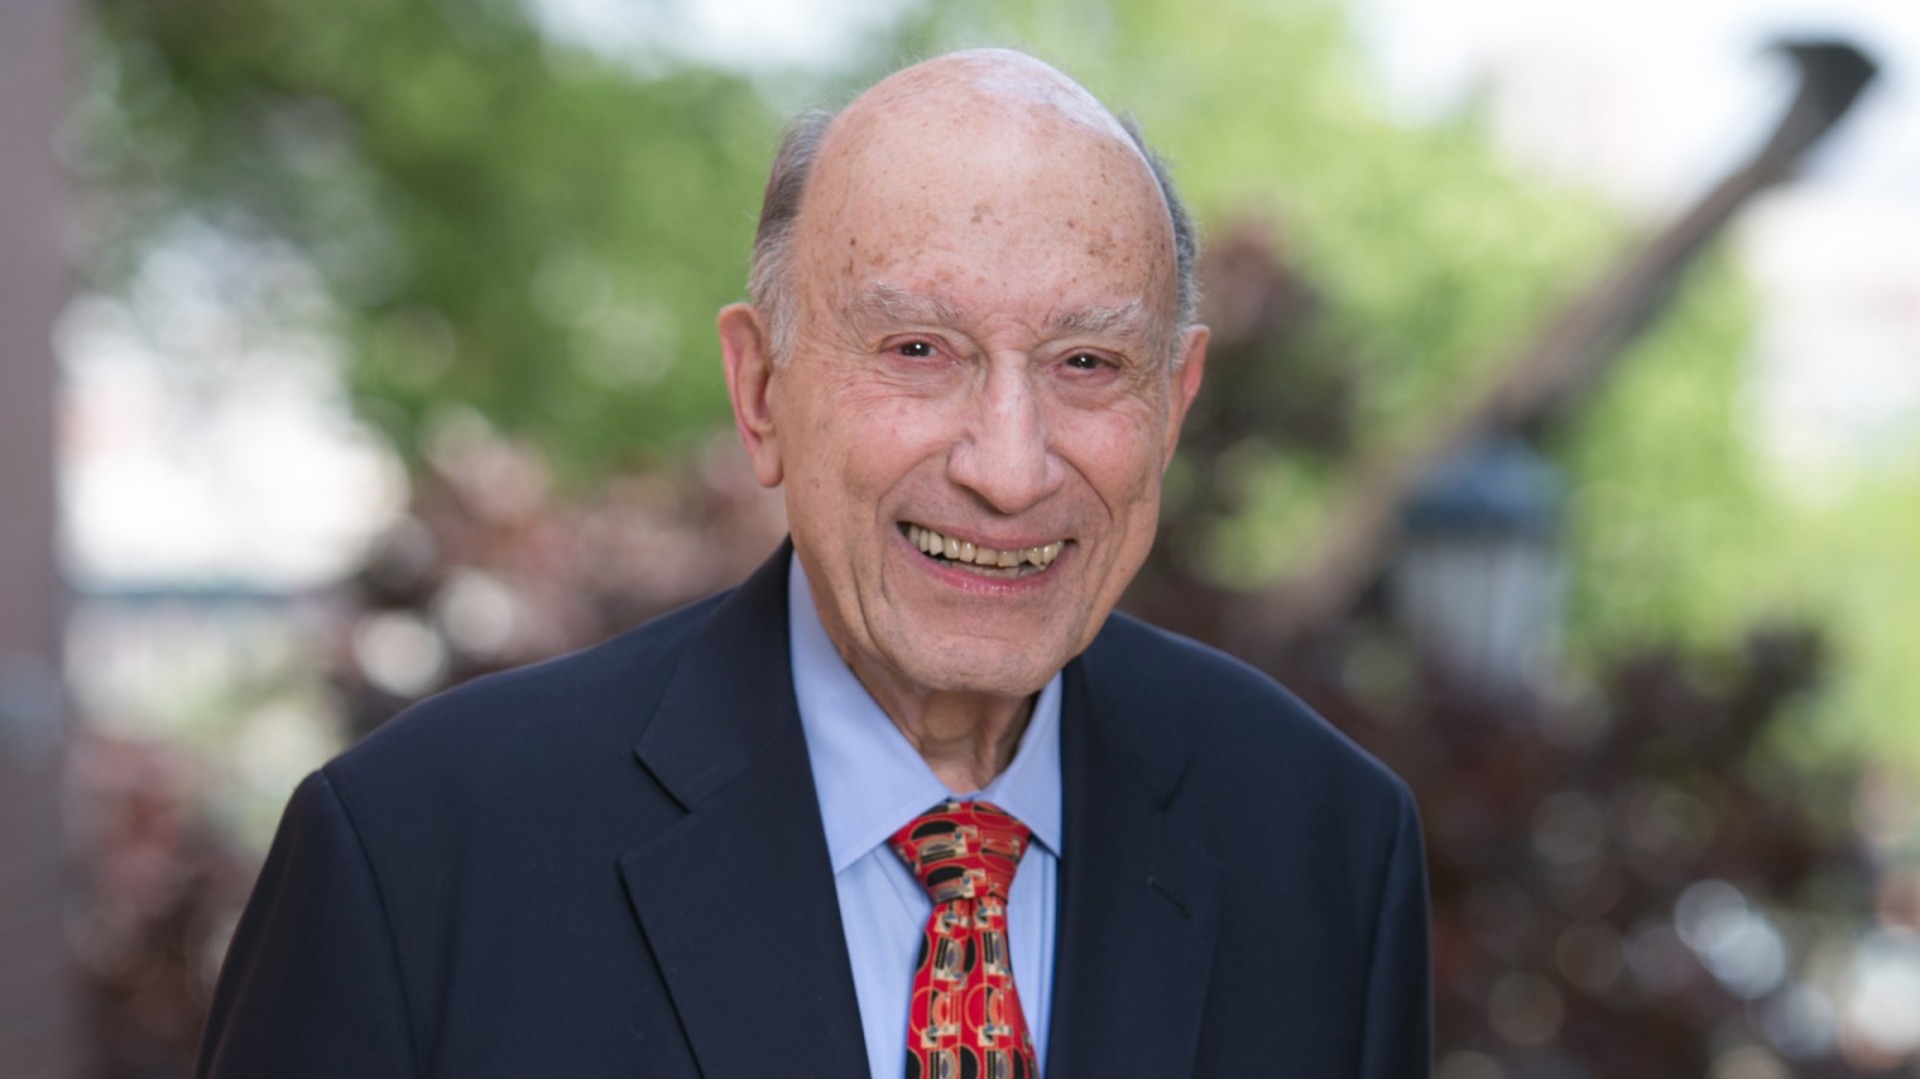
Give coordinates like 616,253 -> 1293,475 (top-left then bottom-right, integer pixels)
1357,787 -> 1434,1079
196,770 -> 418,1078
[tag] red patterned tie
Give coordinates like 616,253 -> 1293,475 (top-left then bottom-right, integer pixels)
889,800 -> 1040,1079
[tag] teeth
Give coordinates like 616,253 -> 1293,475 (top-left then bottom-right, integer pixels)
905,525 -> 1063,571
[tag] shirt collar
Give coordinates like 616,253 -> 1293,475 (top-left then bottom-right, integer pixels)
787,552 -> 1063,873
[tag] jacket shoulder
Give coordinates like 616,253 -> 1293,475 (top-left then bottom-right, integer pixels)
326,588 -> 731,797
1085,612 -> 1411,810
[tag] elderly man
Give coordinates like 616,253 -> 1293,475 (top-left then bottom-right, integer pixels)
198,49 -> 1430,1078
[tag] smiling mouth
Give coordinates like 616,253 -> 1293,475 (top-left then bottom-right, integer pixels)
903,524 -> 1064,579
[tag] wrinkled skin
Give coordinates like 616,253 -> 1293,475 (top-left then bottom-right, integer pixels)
720,49 -> 1207,789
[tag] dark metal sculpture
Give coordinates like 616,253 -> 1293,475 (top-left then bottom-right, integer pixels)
1253,42 -> 1878,645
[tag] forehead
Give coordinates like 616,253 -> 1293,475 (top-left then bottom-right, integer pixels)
793,66 -> 1177,326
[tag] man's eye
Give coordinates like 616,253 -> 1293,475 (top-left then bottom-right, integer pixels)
896,341 -> 935,358
1064,352 -> 1105,371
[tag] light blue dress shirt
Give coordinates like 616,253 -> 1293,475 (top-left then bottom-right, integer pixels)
787,555 -> 1061,1079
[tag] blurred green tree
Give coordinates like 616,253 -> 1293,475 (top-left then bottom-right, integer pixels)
81,0 -> 785,480
75,0 -> 1914,761
917,9 -> 1755,627
71,2 -> 1920,1074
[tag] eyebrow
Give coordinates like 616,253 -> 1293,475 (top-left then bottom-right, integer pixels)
844,283 -> 1155,341
843,284 -> 963,330
1046,300 -> 1153,339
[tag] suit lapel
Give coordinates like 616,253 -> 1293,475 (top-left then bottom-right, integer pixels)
618,547 -> 871,1079
1045,637 -> 1224,1079
616,552 -> 1223,1077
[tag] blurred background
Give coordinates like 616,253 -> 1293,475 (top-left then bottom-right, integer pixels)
3,0 -> 1918,1075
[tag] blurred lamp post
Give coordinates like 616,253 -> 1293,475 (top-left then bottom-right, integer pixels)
1391,436 -> 1565,696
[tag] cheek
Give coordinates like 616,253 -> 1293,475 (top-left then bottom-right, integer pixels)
1060,407 -> 1169,508
793,391 -> 961,523
837,392 -> 960,462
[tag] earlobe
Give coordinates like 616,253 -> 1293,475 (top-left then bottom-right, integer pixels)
717,303 -> 784,488
1164,324 -> 1209,468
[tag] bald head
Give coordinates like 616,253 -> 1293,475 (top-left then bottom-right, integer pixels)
715,48 -> 1211,721
747,49 -> 1198,366
843,48 -> 1134,147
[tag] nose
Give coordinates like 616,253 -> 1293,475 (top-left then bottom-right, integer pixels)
947,362 -> 1063,515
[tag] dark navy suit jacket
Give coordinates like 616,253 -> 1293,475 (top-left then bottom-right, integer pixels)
198,546 -> 1431,1077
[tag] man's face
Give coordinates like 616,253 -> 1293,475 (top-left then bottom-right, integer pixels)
725,69 -> 1206,705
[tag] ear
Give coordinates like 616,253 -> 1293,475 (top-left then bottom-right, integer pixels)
718,302 -> 784,488
1162,324 -> 1209,469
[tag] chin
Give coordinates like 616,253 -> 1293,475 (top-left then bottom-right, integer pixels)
898,640 -> 1064,700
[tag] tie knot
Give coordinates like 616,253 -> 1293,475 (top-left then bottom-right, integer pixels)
889,800 -> 1031,903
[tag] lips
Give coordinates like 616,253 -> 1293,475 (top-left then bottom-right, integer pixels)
904,524 -> 1063,576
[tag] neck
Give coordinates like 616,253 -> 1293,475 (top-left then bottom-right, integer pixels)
851,662 -> 1036,793
792,559 -> 1039,792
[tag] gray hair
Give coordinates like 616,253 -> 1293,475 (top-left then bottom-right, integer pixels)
745,107 -> 1201,367
746,108 -> 837,367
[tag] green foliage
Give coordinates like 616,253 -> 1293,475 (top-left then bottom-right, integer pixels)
929,0 -> 1624,441
1807,481 -> 1920,773
82,0 -> 785,480
78,0 -> 1634,495
1563,258 -> 1920,773
925,0 -> 1920,773
80,0 -> 1919,769
1559,254 -> 1777,653
917,0 -> 1638,590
